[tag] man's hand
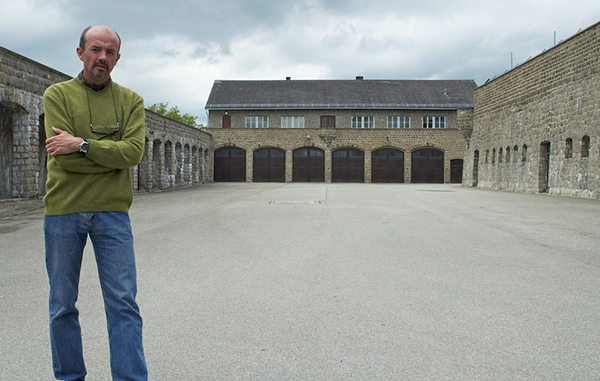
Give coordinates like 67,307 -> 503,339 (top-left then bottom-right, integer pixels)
45,127 -> 84,157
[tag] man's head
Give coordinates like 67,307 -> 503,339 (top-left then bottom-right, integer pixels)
77,25 -> 121,86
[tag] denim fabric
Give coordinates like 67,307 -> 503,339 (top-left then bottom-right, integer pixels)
45,212 -> 147,381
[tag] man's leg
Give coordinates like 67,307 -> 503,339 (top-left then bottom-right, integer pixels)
90,212 -> 147,381
45,213 -> 89,381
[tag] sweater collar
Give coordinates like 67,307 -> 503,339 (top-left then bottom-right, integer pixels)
78,71 -> 112,91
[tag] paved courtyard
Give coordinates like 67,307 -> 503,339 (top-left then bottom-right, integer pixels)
1,183 -> 600,380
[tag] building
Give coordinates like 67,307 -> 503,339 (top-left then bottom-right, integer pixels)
205,78 -> 476,183
463,22 -> 600,198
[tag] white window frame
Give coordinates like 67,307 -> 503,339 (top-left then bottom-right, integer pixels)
351,116 -> 374,129
281,116 -> 305,129
387,116 -> 410,129
245,116 -> 269,128
422,116 -> 446,129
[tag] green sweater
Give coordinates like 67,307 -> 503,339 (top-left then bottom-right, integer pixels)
43,77 -> 145,216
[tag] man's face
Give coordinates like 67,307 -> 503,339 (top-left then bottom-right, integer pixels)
77,27 -> 121,85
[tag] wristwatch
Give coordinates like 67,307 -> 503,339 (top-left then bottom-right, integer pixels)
79,139 -> 90,154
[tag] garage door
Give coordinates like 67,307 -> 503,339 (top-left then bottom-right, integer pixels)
214,147 -> 246,182
332,148 -> 364,182
411,149 -> 444,183
372,148 -> 404,183
293,148 -> 324,182
253,148 -> 285,182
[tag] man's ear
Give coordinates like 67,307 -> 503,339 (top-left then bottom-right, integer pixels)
77,46 -> 84,61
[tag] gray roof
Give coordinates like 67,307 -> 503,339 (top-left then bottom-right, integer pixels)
205,79 -> 476,111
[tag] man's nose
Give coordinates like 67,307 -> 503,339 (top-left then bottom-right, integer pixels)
97,49 -> 108,60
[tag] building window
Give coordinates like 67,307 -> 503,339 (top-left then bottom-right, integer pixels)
321,116 -> 335,128
581,135 -> 590,158
351,116 -> 374,129
522,144 -> 528,162
281,116 -> 305,129
245,116 -> 269,128
565,138 -> 573,158
422,116 -> 445,129
387,116 -> 410,129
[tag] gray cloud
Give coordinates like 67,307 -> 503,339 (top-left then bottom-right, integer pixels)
2,0 -> 600,124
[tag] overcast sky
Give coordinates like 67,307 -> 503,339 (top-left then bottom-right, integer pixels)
2,0 -> 600,125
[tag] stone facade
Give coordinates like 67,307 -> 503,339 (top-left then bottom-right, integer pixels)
0,47 -> 70,198
209,109 -> 470,183
205,79 -> 476,184
0,47 -> 210,200
140,110 -> 211,192
463,22 -> 600,199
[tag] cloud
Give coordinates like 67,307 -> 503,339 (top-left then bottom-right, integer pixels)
2,0 -> 600,125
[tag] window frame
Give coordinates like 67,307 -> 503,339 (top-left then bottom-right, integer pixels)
320,116 -> 336,128
422,116 -> 446,129
245,116 -> 269,129
387,116 -> 410,129
281,116 -> 305,129
351,116 -> 375,129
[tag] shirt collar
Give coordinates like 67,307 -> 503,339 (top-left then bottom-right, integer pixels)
78,71 -> 112,91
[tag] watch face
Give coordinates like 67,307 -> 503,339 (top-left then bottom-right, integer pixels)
80,140 -> 90,153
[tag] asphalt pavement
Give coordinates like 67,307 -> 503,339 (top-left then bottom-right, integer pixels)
1,183 -> 600,380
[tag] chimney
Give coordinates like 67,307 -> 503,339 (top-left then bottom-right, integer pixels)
356,76 -> 364,80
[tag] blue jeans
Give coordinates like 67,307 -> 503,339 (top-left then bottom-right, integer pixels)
45,212 -> 147,381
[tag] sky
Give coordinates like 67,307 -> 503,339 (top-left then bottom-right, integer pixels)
2,0 -> 600,125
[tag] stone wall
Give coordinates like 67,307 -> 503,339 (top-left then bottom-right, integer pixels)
0,46 -> 211,201
138,111 -> 211,192
463,22 -> 600,198
0,47 -> 70,198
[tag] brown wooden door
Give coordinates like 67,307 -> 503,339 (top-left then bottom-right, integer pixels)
214,147 -> 246,182
293,148 -> 324,182
450,159 -> 463,183
332,149 -> 364,182
222,115 -> 231,128
253,148 -> 285,182
411,149 -> 444,183
372,148 -> 404,183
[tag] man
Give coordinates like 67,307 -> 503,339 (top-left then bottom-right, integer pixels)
43,25 -> 147,381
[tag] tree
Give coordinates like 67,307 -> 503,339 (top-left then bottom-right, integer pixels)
147,102 -> 205,129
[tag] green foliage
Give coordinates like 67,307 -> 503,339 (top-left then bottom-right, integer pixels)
148,102 -> 205,129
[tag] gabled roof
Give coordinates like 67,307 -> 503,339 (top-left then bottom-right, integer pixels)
205,79 -> 476,111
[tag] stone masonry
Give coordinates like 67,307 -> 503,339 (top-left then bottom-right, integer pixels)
463,22 -> 600,199
0,46 -> 211,202
209,110 -> 469,183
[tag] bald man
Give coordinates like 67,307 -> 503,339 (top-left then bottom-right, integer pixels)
43,25 -> 147,381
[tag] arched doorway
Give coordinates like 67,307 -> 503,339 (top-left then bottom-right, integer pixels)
472,150 -> 479,187
411,148 -> 444,183
332,148 -> 364,182
0,103 -> 16,198
371,148 -> 404,183
539,142 -> 551,193
214,147 -> 246,182
253,148 -> 285,182
293,147 -> 324,182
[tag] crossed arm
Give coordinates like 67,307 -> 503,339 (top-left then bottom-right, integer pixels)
45,127 -> 84,157
43,86 -> 145,174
